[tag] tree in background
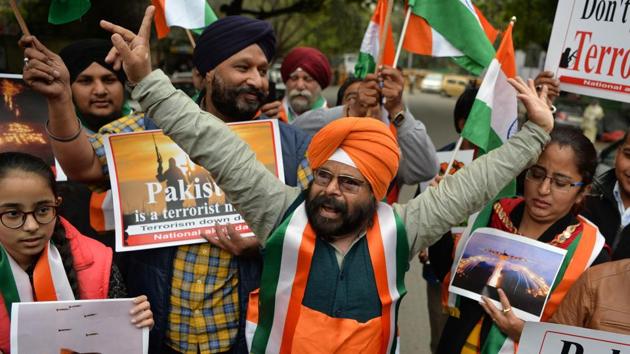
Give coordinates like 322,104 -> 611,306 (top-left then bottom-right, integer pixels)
476,0 -> 558,50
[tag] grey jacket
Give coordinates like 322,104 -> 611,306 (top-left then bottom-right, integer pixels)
293,105 -> 439,184
132,70 -> 550,259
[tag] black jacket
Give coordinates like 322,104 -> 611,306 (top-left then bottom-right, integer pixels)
582,168 -> 630,260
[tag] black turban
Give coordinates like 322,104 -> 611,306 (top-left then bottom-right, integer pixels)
193,16 -> 276,75
59,39 -> 126,85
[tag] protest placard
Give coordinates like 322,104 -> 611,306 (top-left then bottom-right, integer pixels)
104,119 -> 284,252
10,298 -> 148,354
0,74 -> 66,178
545,0 -> 630,102
518,322 -> 630,354
449,227 -> 567,321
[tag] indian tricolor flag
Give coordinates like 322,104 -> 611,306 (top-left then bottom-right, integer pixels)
354,0 -> 395,78
152,0 -> 218,39
461,19 -> 517,155
403,0 -> 498,75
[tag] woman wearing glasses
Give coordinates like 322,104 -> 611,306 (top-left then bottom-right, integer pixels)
0,152 -> 153,354
437,126 -> 608,354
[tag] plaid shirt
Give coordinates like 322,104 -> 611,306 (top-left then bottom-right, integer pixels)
86,111 -> 145,176
166,243 -> 239,354
297,156 -> 313,190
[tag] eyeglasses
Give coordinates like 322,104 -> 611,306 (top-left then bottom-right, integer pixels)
525,166 -> 584,192
0,205 -> 58,229
313,168 -> 366,194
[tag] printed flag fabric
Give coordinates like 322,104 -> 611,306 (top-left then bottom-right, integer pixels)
460,19 -> 517,154
355,0 -> 395,79
403,0 -> 497,75
152,0 -> 218,39
48,0 -> 91,25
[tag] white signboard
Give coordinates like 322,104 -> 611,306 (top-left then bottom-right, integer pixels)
10,299 -> 148,354
545,0 -> 630,102
518,322 -> 630,353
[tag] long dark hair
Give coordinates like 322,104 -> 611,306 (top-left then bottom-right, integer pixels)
0,152 -> 79,297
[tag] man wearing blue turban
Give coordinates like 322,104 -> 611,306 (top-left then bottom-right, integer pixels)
133,16 -> 313,354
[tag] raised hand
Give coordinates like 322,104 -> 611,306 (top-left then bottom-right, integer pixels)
99,6 -> 155,85
19,35 -> 70,101
508,77 -> 554,133
377,65 -> 405,115
534,71 -> 560,107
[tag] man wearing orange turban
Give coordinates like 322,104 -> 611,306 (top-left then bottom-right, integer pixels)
105,13 -> 555,353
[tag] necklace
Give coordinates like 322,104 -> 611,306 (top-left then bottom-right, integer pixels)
493,202 -> 579,246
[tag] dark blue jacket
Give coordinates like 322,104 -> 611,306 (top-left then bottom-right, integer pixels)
128,118 -> 311,353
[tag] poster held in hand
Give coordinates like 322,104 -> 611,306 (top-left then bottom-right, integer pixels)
545,0 -> 630,102
10,298 -> 149,354
104,119 -> 284,252
449,227 -> 567,321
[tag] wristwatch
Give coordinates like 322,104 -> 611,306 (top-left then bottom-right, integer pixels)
390,110 -> 406,127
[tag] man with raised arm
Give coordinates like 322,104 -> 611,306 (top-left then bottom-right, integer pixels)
98,7 -> 553,353
97,7 -> 553,353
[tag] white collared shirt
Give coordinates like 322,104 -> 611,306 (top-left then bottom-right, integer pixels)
612,181 -> 630,228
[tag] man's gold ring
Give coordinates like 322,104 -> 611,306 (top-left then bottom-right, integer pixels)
502,307 -> 512,314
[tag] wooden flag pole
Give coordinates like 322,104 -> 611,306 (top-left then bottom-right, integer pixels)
185,29 -> 196,48
393,6 -> 412,68
377,0 -> 395,66
9,0 -> 31,36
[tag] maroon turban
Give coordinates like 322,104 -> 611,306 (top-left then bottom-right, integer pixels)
280,47 -> 332,89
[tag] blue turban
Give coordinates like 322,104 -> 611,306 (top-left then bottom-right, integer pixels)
193,16 -> 276,75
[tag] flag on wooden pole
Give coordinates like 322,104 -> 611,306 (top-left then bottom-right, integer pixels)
460,18 -> 517,155
152,0 -> 218,39
402,0 -> 498,75
354,0 -> 395,78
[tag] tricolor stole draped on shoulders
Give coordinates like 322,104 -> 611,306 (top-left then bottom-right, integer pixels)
246,201 -> 409,354
443,198 -> 605,354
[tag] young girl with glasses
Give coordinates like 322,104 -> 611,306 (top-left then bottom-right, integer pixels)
437,126 -> 609,354
0,152 -> 153,353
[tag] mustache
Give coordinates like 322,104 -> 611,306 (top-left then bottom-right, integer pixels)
310,194 -> 347,215
288,89 -> 312,99
235,85 -> 266,102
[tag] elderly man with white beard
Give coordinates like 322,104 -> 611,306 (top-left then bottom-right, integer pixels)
277,47 -> 332,123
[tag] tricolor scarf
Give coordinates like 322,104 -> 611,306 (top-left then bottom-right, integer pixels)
0,242 -> 75,316
443,198 -> 605,354
247,201 -> 409,353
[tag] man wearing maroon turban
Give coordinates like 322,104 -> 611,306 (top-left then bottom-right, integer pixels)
103,8 -> 555,353
278,47 -> 332,123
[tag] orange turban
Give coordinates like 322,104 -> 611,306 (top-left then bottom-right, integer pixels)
307,117 -> 400,200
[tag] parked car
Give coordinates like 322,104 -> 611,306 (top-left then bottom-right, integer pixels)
420,73 -> 444,93
441,74 -> 471,97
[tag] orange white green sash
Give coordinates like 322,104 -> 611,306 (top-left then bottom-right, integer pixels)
247,201 -> 409,354
0,242 -> 75,316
